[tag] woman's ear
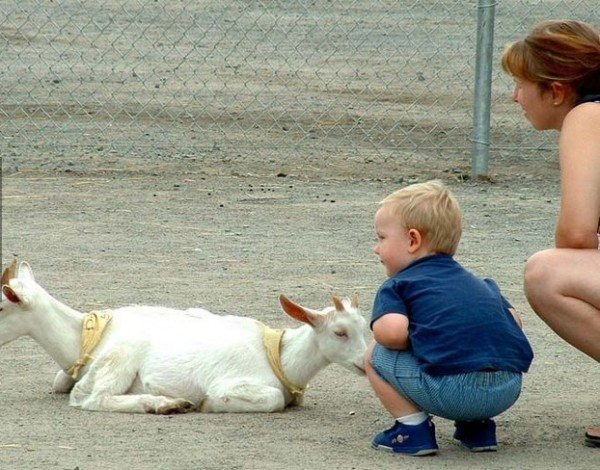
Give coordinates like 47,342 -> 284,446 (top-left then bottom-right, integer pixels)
549,81 -> 570,106
407,228 -> 422,253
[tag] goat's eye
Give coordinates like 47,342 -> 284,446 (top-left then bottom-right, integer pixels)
334,330 -> 348,338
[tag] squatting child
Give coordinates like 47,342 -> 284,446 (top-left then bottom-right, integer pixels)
365,180 -> 534,456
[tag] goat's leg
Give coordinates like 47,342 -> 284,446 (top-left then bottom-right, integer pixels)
52,370 -> 75,393
77,392 -> 195,414
201,381 -> 285,413
70,349 -> 194,414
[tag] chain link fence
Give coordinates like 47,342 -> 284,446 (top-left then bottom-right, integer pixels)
1,1 -> 596,175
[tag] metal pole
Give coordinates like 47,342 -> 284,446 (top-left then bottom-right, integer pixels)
471,0 -> 497,179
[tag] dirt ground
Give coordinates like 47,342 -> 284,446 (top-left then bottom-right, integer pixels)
1,156 -> 598,470
1,2 -> 598,469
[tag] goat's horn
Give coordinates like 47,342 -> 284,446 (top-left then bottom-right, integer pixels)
1,259 -> 18,287
351,292 -> 359,309
332,295 -> 344,312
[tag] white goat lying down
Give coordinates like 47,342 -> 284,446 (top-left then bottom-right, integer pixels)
0,260 -> 367,414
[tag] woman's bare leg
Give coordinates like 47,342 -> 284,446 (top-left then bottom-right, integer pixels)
524,248 -> 600,360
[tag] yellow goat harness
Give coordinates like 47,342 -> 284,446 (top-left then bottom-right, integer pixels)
67,310 -> 113,380
259,322 -> 306,406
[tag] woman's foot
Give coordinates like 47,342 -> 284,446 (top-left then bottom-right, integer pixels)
584,427 -> 600,448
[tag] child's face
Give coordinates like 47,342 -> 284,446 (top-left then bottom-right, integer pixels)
373,206 -> 415,277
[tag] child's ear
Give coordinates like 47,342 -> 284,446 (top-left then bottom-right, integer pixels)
407,228 -> 422,252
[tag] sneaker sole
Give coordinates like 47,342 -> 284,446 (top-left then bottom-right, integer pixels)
454,437 -> 497,452
461,444 -> 498,452
372,443 -> 438,456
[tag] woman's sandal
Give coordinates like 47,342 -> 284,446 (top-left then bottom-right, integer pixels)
584,427 -> 600,448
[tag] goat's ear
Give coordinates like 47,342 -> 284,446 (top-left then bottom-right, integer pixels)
332,295 -> 345,312
279,295 -> 325,328
17,262 -> 35,282
2,285 -> 22,304
351,292 -> 359,309
1,259 -> 18,287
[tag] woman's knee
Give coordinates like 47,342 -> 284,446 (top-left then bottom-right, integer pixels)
524,249 -> 563,316
524,250 -> 555,295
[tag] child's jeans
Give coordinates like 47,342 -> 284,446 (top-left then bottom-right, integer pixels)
371,344 -> 523,421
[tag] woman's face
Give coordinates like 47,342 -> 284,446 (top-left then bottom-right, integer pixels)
512,79 -> 560,130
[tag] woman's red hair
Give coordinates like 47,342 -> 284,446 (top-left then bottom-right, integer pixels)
502,20 -> 600,97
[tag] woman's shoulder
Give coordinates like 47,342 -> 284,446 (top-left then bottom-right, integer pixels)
560,101 -> 600,150
564,99 -> 600,127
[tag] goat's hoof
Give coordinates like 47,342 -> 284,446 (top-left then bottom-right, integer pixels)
52,370 -> 76,394
156,399 -> 195,415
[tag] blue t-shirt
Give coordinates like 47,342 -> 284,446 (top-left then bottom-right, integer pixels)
371,254 -> 534,376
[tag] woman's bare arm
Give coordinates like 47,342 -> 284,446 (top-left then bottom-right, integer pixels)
556,103 -> 600,249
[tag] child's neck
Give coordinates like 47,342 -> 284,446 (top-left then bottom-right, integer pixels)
411,246 -> 439,262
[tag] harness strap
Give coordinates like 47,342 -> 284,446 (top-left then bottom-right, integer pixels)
258,322 -> 305,406
67,310 -> 113,380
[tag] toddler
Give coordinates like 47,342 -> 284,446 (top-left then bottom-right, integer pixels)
365,180 -> 534,455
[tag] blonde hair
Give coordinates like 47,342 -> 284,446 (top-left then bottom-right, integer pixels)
379,180 -> 462,255
501,19 -> 600,97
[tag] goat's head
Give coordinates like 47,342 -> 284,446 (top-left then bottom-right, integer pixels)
0,259 -> 42,345
279,294 -> 368,375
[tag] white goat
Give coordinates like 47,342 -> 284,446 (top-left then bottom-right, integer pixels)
0,260 -> 367,414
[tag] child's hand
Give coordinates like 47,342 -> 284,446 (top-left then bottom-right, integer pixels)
509,308 -> 523,328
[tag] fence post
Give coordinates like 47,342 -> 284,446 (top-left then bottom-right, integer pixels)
471,0 -> 497,179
